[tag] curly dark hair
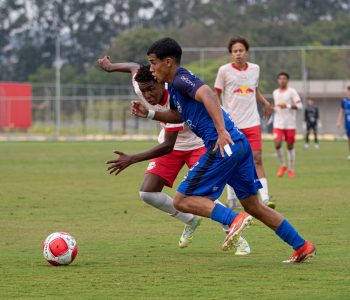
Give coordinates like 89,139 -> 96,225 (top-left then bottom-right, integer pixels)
134,65 -> 156,83
227,36 -> 250,53
278,72 -> 290,80
147,37 -> 182,64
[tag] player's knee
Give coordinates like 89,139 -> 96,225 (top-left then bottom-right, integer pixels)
173,194 -> 186,211
287,143 -> 294,150
139,191 -> 156,206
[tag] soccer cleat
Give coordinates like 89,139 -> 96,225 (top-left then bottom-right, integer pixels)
288,169 -> 295,178
304,143 -> 310,150
347,154 -> 350,161
222,212 -> 253,251
283,241 -> 316,263
179,216 -> 202,248
277,165 -> 287,177
264,199 -> 276,209
314,143 -> 319,150
235,236 -> 251,256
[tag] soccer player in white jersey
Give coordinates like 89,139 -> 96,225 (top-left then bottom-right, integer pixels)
97,56 -> 204,248
215,36 -> 275,209
97,56 -> 250,254
272,72 -> 303,178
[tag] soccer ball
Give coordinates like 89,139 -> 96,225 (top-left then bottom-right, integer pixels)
42,232 -> 78,266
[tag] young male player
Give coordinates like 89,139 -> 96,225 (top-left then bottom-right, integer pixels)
97,56 -> 204,248
214,36 -> 275,209
128,37 -> 315,263
336,86 -> 350,160
98,57 -> 250,255
304,99 -> 319,150
272,72 -> 303,178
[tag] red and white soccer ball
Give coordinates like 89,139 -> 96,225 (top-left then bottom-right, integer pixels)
42,232 -> 78,266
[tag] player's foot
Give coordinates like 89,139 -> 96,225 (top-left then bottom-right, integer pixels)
222,212 -> 253,251
277,165 -> 287,177
288,169 -> 295,178
314,143 -> 319,150
264,199 -> 276,209
227,198 -> 242,210
347,154 -> 350,161
179,216 -> 202,248
283,241 -> 316,263
304,143 -> 310,150
235,236 -> 251,255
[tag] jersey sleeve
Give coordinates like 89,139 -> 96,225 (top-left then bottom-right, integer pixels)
291,88 -> 303,109
172,69 -> 204,100
256,65 -> 260,87
341,99 -> 345,109
214,67 -> 225,92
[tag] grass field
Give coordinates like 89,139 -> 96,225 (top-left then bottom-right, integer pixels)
1,141 -> 349,299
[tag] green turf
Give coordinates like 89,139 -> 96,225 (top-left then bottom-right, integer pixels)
0,141 -> 349,299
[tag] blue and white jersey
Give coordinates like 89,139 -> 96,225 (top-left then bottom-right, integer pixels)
341,97 -> 350,128
168,67 -> 243,148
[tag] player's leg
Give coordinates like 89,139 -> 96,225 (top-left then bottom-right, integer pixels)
346,127 -> 350,160
305,124 -> 310,149
273,128 -> 287,177
174,141 -> 254,251
230,142 -> 315,263
286,129 -> 296,178
241,125 -> 273,208
313,125 -> 319,149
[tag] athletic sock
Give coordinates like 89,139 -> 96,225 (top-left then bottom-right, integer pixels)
287,148 -> 295,170
210,203 -> 239,226
259,177 -> 269,202
139,191 -> 193,224
276,148 -> 285,166
275,219 -> 305,250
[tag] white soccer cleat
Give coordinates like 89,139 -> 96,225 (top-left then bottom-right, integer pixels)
179,216 -> 202,248
235,236 -> 251,255
304,143 -> 310,150
314,143 -> 319,150
348,154 -> 350,161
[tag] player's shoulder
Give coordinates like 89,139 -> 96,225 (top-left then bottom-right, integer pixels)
288,87 -> 298,94
218,63 -> 232,72
247,62 -> 260,70
272,88 -> 279,94
173,67 -> 201,89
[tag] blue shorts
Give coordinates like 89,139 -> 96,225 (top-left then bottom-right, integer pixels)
346,126 -> 350,138
177,138 -> 262,200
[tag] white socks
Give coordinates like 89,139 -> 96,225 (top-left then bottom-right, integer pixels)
287,149 -> 295,170
259,177 -> 269,203
276,148 -> 286,166
139,191 -> 194,224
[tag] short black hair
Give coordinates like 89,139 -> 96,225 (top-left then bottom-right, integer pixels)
278,72 -> 290,80
228,36 -> 250,52
147,37 -> 182,64
134,65 -> 156,83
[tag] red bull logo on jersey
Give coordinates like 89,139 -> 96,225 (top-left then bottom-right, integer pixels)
233,85 -> 254,96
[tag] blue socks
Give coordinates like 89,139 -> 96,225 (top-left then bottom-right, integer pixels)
210,204 -> 239,226
276,219 -> 305,250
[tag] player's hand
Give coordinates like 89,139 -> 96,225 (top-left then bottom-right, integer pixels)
97,55 -> 112,72
106,151 -> 134,176
263,103 -> 273,120
213,129 -> 234,157
131,101 -> 148,118
277,103 -> 287,109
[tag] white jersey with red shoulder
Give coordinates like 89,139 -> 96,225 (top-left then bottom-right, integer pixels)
214,62 -> 260,129
132,74 -> 204,151
272,87 -> 302,129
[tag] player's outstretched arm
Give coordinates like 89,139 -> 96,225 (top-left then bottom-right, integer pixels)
97,56 -> 139,74
256,88 -> 273,120
195,85 -> 233,157
106,131 -> 178,176
131,101 -> 183,123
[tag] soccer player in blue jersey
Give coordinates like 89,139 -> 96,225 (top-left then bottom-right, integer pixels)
130,37 -> 315,263
336,86 -> 350,160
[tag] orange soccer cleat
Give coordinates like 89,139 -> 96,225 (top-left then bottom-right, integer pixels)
277,165 -> 287,177
283,241 -> 316,263
221,212 -> 253,251
288,169 -> 295,178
